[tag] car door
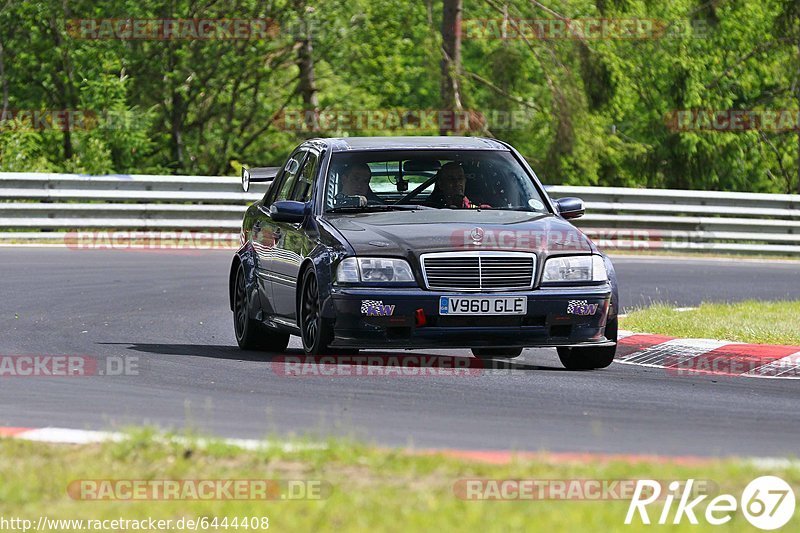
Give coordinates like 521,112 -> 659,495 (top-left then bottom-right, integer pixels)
270,149 -> 320,321
251,149 -> 306,318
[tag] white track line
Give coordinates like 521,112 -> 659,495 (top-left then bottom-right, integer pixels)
2,426 -> 797,468
2,427 -> 326,452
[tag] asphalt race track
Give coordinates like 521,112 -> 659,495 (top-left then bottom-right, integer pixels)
1,248 -> 799,457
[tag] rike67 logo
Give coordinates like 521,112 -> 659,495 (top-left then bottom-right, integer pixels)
626,476 -> 795,530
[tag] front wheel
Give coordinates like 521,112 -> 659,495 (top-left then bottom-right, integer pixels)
557,345 -> 616,370
233,264 -> 289,352
557,316 -> 617,370
471,347 -> 523,359
299,268 -> 334,355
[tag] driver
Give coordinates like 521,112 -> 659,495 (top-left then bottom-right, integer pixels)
427,162 -> 483,208
338,163 -> 383,205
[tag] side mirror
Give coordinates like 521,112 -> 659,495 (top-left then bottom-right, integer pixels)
242,167 -> 251,192
242,166 -> 280,192
270,200 -> 308,223
555,197 -> 585,220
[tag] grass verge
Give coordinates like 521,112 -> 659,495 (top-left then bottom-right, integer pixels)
1,431 -> 799,532
620,301 -> 800,345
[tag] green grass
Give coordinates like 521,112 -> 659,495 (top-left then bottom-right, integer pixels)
620,301 -> 800,345
1,432 -> 799,532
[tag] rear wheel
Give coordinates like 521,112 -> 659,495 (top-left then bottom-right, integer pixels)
557,317 -> 617,370
299,268 -> 334,355
233,264 -> 289,352
471,347 -> 523,359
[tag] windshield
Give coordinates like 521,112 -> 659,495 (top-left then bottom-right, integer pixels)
324,150 -> 550,213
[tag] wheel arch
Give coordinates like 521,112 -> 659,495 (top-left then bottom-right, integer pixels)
601,253 -> 619,320
296,258 -> 317,320
296,246 -> 338,322
229,255 -> 243,311
229,245 -> 259,318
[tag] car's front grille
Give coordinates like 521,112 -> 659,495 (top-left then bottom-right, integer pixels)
420,252 -> 536,291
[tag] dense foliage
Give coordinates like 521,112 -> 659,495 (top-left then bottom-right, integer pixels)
0,0 -> 798,193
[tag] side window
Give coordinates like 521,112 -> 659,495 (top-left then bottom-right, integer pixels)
290,151 -> 319,203
275,151 -> 305,202
265,150 -> 306,206
264,151 -> 299,206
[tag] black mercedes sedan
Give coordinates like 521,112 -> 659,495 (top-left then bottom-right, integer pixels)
229,137 -> 619,369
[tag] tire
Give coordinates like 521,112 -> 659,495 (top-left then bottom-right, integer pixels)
233,264 -> 290,352
299,268 -> 334,355
557,316 -> 618,370
471,347 -> 523,359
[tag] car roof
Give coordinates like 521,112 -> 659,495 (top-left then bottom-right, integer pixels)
301,136 -> 509,153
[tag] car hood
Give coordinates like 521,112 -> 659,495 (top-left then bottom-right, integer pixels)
325,209 -> 595,258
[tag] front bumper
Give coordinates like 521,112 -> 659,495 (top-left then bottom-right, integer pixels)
322,284 -> 614,349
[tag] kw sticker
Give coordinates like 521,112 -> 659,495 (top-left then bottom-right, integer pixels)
361,300 -> 396,317
567,300 -> 598,316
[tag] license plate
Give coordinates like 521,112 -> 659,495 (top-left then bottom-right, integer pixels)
439,296 -> 527,316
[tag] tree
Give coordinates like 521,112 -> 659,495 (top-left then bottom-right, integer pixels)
775,0 -> 800,193
440,0 -> 462,135
293,0 -> 319,131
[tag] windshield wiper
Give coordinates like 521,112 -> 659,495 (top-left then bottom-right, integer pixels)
328,204 -> 431,213
388,203 -> 434,210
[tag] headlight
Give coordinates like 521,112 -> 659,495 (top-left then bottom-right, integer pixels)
542,255 -> 607,283
336,257 -> 414,283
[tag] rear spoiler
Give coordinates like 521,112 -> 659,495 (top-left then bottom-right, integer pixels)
242,166 -> 280,192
